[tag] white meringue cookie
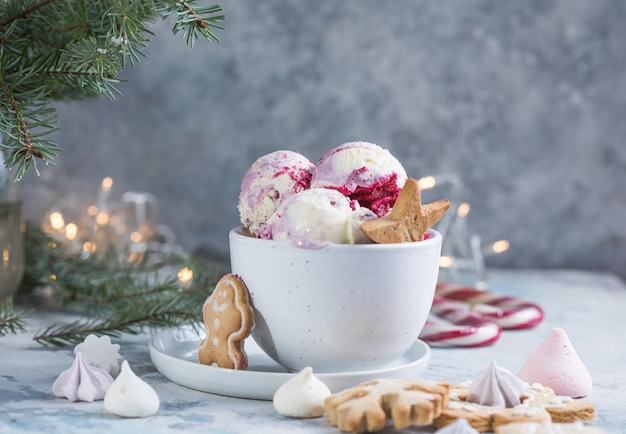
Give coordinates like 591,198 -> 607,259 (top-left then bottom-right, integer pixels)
52,352 -> 114,402
74,334 -> 123,377
273,367 -> 331,418
467,360 -> 527,408
104,361 -> 160,418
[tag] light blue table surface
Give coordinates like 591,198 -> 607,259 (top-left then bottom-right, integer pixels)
1,269 -> 624,434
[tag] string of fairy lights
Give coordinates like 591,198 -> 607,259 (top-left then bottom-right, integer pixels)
418,174 -> 510,287
44,177 -> 194,287
43,175 -> 509,288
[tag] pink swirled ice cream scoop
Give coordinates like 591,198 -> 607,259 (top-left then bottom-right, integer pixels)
311,141 -> 407,217
238,150 -> 314,236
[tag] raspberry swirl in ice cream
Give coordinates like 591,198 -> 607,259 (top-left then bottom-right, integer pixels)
311,141 -> 407,217
238,150 -> 314,236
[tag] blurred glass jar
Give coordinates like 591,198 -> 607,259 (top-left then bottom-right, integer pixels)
0,146 -> 25,302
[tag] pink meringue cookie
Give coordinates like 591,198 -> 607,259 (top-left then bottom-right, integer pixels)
52,352 -> 114,402
518,328 -> 592,398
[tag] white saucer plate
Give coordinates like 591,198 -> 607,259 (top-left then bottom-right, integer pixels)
149,325 -> 431,400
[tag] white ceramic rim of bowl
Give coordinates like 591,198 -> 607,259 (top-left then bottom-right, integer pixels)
230,226 -> 442,248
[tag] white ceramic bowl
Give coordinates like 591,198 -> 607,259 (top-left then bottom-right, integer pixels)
229,227 -> 442,373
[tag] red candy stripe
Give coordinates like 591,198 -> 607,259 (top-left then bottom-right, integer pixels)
435,282 -> 544,330
419,282 -> 544,348
419,296 -> 502,347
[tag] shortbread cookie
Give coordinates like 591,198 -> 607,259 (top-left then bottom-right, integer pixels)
521,384 -> 596,423
434,400 -> 551,433
495,421 -> 605,434
449,381 -> 471,402
198,274 -> 254,370
324,378 -> 450,433
360,178 -> 449,243
435,380 -> 598,433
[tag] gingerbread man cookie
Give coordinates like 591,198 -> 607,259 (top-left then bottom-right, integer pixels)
198,274 -> 254,370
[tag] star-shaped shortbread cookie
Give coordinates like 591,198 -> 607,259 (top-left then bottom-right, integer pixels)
360,178 -> 450,243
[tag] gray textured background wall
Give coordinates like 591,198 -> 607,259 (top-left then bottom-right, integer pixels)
23,1 -> 626,279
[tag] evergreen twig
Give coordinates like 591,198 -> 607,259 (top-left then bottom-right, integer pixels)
0,0 -> 226,178
0,298 -> 29,337
19,223 -> 224,347
32,292 -> 206,347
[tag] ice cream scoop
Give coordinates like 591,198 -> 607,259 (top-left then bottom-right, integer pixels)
238,150 -> 314,236
263,188 -> 377,248
311,141 -> 407,217
518,328 -> 592,398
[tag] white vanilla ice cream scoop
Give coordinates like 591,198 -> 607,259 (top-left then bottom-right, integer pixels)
264,188 -> 377,248
104,360 -> 160,418
273,367 -> 331,418
311,141 -> 407,217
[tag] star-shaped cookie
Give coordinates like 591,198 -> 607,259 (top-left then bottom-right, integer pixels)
360,178 -> 449,243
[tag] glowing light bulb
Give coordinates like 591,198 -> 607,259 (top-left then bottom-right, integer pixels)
65,223 -> 78,240
492,239 -> 510,254
50,212 -> 65,230
87,205 -> 99,216
130,231 -> 142,243
418,176 -> 436,190
3,249 -> 9,264
96,212 -> 109,225
177,267 -> 194,285
83,242 -> 96,253
439,256 -> 453,268
457,202 -> 470,218
101,177 -> 113,191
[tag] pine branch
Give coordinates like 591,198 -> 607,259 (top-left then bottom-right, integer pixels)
0,298 -> 29,337
160,1 -> 226,46
0,0 -> 226,178
32,293 -> 206,347
19,223 -> 223,347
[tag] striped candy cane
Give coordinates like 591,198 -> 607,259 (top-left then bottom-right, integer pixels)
434,282 -> 544,330
419,296 -> 502,347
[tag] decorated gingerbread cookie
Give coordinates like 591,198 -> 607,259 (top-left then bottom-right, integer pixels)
198,274 -> 255,370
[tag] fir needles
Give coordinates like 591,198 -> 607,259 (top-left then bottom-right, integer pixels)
13,223 -> 224,347
0,0 -> 226,179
